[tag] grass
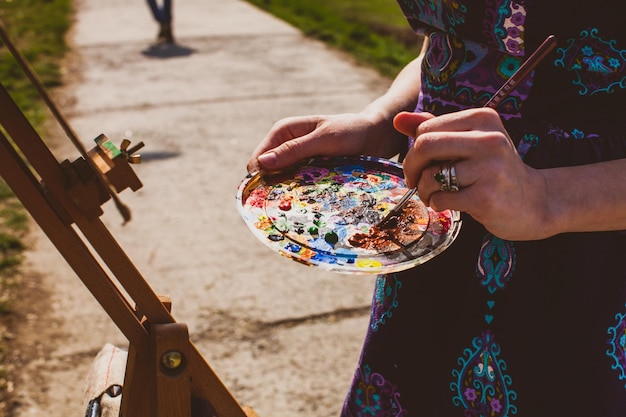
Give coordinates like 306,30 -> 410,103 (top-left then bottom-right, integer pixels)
0,182 -> 26,317
0,0 -> 72,412
243,0 -> 424,78
0,0 -> 72,126
0,0 -> 73,302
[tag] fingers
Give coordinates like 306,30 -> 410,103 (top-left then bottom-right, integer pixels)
402,130 -> 499,189
427,187 -> 475,215
401,107 -> 507,136
246,116 -> 321,173
253,136 -> 313,172
393,111 -> 435,137
401,110 -> 514,189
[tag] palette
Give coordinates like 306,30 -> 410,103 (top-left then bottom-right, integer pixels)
237,156 -> 462,274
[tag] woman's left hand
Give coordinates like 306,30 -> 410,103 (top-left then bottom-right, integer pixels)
395,108 -> 550,241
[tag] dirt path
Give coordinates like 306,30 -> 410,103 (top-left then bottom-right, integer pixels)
6,1 -> 392,416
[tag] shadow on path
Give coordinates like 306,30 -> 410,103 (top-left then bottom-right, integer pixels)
141,42 -> 196,59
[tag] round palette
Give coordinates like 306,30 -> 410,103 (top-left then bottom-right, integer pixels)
236,156 -> 462,274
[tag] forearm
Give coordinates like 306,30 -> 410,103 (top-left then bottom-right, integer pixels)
362,54 -> 424,122
359,40 -> 426,157
542,158 -> 626,235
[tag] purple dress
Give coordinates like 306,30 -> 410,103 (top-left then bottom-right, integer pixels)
341,0 -> 626,416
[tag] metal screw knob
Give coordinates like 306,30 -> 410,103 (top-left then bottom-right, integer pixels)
120,138 -> 144,164
161,350 -> 184,372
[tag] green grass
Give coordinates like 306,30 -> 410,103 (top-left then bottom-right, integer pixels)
0,0 -> 72,126
0,179 -> 25,405
0,0 -> 72,293
0,0 -> 72,409
244,0 -> 423,78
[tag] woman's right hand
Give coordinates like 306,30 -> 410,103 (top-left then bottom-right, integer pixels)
246,112 -> 405,174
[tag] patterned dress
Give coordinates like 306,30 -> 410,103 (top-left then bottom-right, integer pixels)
341,0 -> 626,416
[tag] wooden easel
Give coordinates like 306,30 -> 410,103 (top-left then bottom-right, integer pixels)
0,21 -> 257,417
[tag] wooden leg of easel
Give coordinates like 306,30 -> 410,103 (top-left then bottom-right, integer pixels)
243,406 -> 259,417
121,322 -> 192,417
120,343 -> 153,417
152,323 -> 192,417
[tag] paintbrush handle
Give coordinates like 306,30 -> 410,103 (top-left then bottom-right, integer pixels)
484,34 -> 557,109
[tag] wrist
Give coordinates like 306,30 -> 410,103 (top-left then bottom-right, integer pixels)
538,167 -> 589,238
359,107 -> 406,156
535,169 -> 564,239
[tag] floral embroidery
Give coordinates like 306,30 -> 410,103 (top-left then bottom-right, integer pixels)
451,332 -> 518,416
497,55 -> 522,79
420,35 -> 528,119
370,274 -> 401,332
607,305 -> 626,388
347,365 -> 406,417
476,234 -> 516,294
555,28 -> 626,95
484,0 -> 526,56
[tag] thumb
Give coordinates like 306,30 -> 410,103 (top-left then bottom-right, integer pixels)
393,111 -> 435,137
256,137 -> 315,172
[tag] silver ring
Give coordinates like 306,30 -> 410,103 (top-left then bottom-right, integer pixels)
441,164 -> 452,192
449,164 -> 460,191
434,162 -> 460,192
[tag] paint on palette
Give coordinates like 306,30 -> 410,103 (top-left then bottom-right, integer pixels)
237,156 -> 462,275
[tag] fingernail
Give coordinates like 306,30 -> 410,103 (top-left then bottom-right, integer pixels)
258,151 -> 277,168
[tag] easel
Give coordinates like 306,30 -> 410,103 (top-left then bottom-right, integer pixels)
0,21 -> 257,417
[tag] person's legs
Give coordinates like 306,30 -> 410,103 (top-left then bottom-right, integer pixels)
146,0 -> 174,43
159,3 -> 174,43
162,0 -> 172,24
145,0 -> 162,22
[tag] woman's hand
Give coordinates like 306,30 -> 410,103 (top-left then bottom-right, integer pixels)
246,112 -> 405,173
246,53 -> 426,174
395,108 -> 550,241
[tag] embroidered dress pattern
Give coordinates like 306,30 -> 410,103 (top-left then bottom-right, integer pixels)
607,305 -> 626,388
370,275 -> 401,332
450,231 -> 518,414
411,0 -> 530,120
476,235 -> 516,294
483,0 -> 526,56
555,28 -> 626,95
347,365 -> 406,417
420,36 -> 529,119
451,331 -> 518,417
